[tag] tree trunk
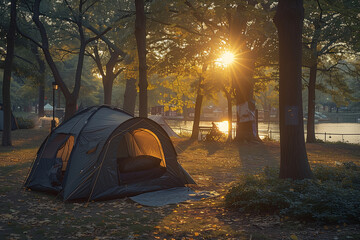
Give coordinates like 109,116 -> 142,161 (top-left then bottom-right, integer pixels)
190,91 -> 204,140
274,0 -> 313,179
32,44 -> 45,118
135,0 -> 148,118
61,42 -> 85,120
306,18 -> 321,143
32,0 -> 98,121
103,50 -> 122,105
233,60 -> 259,142
306,65 -> 317,143
103,75 -> 114,105
182,95 -> 189,121
64,96 -> 77,121
191,65 -> 207,140
123,78 -> 137,115
32,0 -> 72,119
223,88 -> 232,142
229,7 -> 258,142
2,0 -> 17,146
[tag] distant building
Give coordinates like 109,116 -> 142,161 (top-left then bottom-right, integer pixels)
150,105 -> 179,118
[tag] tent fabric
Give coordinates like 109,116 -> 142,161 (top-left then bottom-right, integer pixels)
24,105 -> 195,201
0,104 -> 18,131
148,115 -> 179,138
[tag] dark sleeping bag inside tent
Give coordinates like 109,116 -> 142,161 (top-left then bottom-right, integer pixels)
117,155 -> 166,184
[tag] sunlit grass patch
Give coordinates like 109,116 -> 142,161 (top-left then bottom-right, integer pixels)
154,201 -> 248,239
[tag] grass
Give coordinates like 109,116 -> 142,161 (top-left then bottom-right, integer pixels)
0,128 -> 360,239
226,165 -> 360,223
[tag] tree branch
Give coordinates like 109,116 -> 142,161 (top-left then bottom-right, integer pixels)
93,45 -> 105,77
64,0 -> 77,20
16,25 -> 42,48
32,0 -> 71,98
114,68 -> 124,78
14,54 -> 37,66
149,18 -> 210,37
83,22 -> 128,58
85,27 -> 112,45
183,0 -> 219,32
316,0 -> 324,24
84,0 -> 100,14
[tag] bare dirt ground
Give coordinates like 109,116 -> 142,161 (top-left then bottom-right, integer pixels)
0,128 -> 359,239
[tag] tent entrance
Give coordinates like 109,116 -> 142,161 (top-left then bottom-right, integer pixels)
40,134 -> 74,186
56,135 -> 74,172
117,128 -> 166,184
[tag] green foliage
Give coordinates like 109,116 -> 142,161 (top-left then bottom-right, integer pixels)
15,116 -> 35,129
226,164 -> 360,223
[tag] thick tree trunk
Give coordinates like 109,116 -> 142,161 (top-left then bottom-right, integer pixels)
64,96 -> 77,121
274,0 -> 313,179
135,0 -> 148,118
92,46 -> 121,106
306,65 -> 317,143
104,50 -> 122,105
233,60 -> 259,142
123,78 -> 137,115
190,91 -> 204,140
103,75 -> 114,105
61,42 -> 86,120
2,0 -> 17,146
229,7 -> 258,142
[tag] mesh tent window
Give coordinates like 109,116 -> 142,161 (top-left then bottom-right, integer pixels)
41,134 -> 74,172
56,135 -> 74,171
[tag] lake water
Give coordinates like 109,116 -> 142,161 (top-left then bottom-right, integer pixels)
166,120 -> 360,144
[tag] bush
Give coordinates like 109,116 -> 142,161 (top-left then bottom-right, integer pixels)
15,116 -> 35,129
225,164 -> 360,223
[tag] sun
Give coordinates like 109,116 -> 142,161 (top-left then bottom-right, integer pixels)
216,51 -> 235,67
217,120 -> 229,134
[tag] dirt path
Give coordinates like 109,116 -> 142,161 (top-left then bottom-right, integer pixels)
0,129 -> 360,239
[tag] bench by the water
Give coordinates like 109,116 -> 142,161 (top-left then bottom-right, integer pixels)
198,126 -> 212,141
198,126 -> 224,141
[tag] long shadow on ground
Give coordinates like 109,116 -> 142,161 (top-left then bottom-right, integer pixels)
237,141 -> 280,174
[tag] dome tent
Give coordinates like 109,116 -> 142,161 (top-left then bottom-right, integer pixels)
24,106 -> 195,201
148,115 -> 179,138
0,103 -> 18,131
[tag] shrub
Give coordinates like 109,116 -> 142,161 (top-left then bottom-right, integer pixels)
15,116 -> 35,129
225,164 -> 360,223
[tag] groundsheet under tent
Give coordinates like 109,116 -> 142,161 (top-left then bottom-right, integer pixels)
129,187 -> 219,207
